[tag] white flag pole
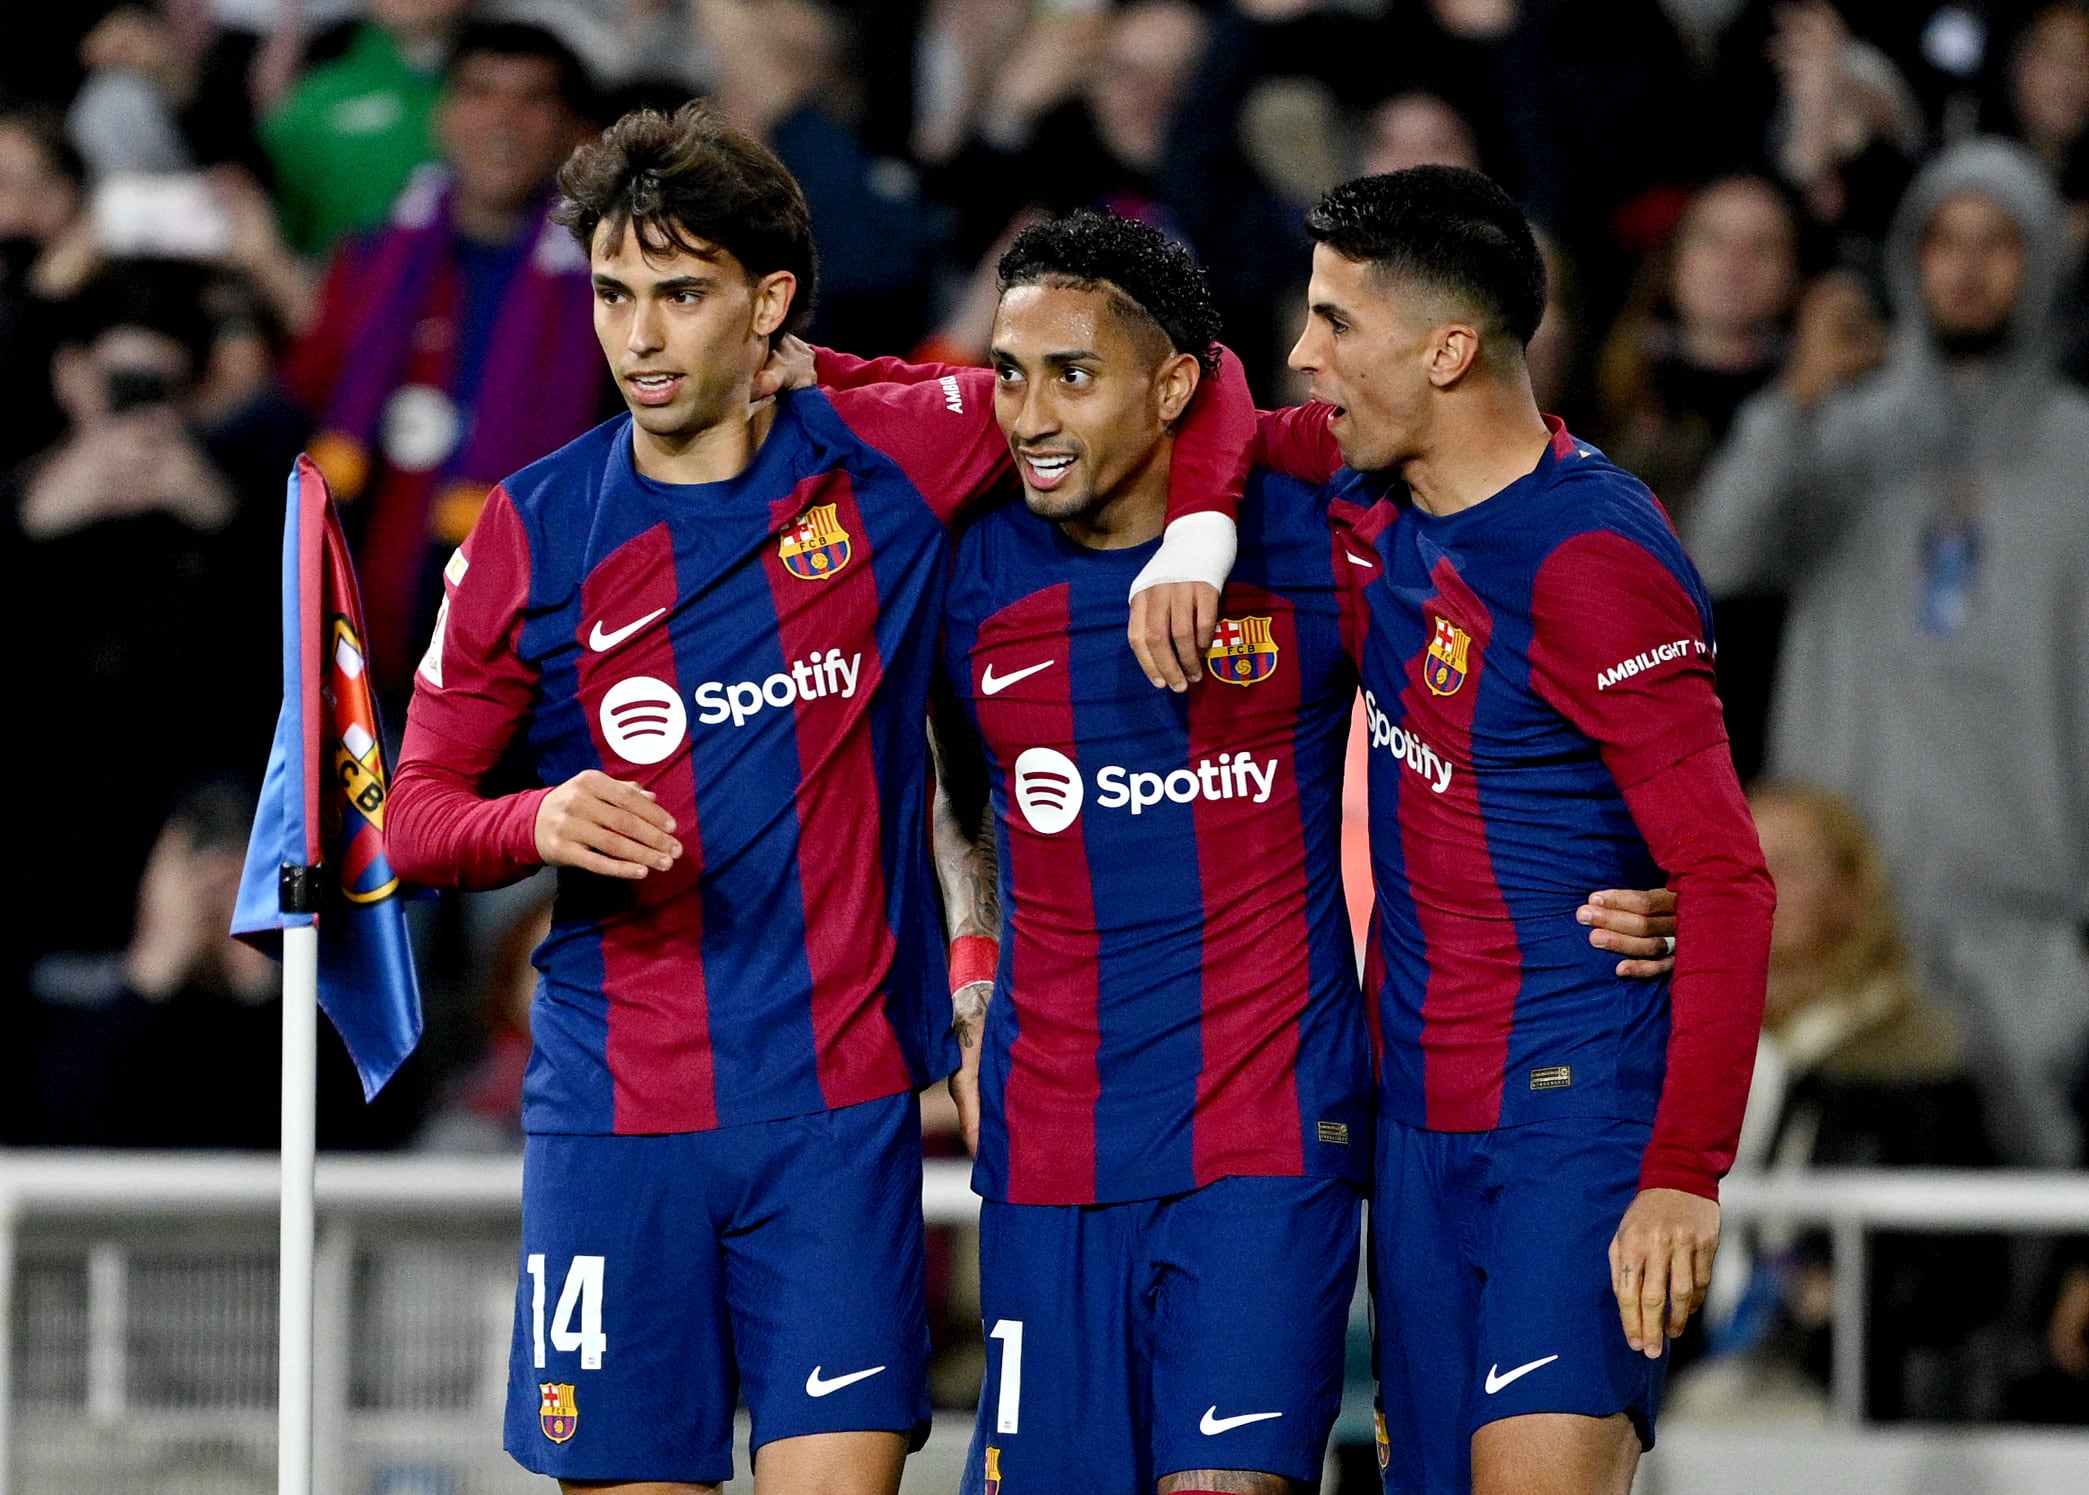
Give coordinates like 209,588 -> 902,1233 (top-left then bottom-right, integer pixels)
279,911 -> 320,1495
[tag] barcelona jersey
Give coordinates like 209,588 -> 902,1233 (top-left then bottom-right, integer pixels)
941,475 -> 1373,1206
400,381 -> 1017,1134
1331,419 -> 1769,1197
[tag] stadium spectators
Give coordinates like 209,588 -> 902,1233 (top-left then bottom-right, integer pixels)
1690,138 -> 2089,1168
260,0 -> 474,256
1673,784 -> 2004,1420
1594,173 -> 1807,775
0,107 -> 88,470
282,19 -> 602,699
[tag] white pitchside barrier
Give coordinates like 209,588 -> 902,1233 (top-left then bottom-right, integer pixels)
0,1158 -> 2081,1492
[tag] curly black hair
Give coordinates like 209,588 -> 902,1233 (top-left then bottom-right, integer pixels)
1306,167 -> 1546,347
997,211 -> 1223,370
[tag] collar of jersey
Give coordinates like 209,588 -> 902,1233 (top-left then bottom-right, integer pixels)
1402,432 -> 1560,537
616,392 -> 813,510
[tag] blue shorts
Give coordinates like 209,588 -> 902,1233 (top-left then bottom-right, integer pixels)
961,1174 -> 1362,1494
1370,1114 -> 1664,1494
503,1092 -> 931,1484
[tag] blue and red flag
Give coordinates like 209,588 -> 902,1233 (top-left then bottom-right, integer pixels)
232,454 -> 422,1098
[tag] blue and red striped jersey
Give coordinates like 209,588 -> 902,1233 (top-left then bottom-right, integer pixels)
1331,419 -> 1771,1197
395,381 -> 1020,1134
943,475 -> 1373,1206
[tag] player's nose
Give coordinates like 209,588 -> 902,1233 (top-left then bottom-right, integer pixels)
1286,324 -> 1318,375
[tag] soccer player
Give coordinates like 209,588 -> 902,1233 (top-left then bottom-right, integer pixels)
809,211 -> 1686,1495
384,104 -> 1247,1495
1261,168 -> 1775,1494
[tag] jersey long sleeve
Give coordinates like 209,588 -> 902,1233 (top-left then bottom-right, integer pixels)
814,343 -> 1259,530
1526,529 -> 1775,1200
389,485 -> 550,891
1253,401 -> 1344,486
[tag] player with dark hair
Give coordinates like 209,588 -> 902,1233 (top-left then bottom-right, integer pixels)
1254,165 -> 1775,1494
385,109 -> 1250,1495
806,207 -> 1684,1495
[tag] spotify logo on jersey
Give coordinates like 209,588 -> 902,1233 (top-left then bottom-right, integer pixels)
1013,748 -> 1084,835
600,675 -> 688,765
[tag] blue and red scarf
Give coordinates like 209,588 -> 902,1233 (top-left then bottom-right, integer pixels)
296,168 -> 602,690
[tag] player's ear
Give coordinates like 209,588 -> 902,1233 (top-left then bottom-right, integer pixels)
1154,350 -> 1201,425
1425,322 -> 1482,389
749,270 -> 797,340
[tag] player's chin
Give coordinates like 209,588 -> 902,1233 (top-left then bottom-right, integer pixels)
1020,482 -> 1097,523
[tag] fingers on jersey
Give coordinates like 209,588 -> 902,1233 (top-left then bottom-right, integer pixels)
535,769 -> 682,878
1129,580 -> 1220,691
1576,888 -> 1679,976
1608,1187 -> 1721,1357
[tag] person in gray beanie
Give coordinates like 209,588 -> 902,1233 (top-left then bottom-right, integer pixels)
1688,137 -> 2089,1165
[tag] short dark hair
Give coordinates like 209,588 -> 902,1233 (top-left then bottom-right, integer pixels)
997,211 -> 1223,371
1306,167 -> 1546,347
554,102 -> 819,334
447,20 -> 598,119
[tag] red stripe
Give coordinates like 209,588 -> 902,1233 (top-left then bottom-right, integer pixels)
764,476 -> 912,1108
971,585 -> 1099,1203
1395,558 -> 1521,1130
575,523 -> 716,1132
1188,586 -> 1308,1183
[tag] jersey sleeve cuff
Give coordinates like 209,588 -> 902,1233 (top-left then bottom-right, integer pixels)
1129,511 -> 1237,598
1637,1154 -> 1723,1203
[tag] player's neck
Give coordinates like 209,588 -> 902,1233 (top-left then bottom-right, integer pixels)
1402,384 -> 1551,519
630,398 -> 778,486
1059,439 -> 1171,551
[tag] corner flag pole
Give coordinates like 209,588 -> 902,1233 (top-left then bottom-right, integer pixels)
279,866 -> 321,1495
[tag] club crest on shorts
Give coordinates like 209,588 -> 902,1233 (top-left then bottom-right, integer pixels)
983,1445 -> 1002,1495
779,502 -> 853,580
1424,616 -> 1471,697
539,1382 -> 578,1443
1375,1409 -> 1390,1470
1207,615 -> 1279,686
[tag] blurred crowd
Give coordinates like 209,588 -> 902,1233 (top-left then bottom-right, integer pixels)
0,0 -> 2083,1430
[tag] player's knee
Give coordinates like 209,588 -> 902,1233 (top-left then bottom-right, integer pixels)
558,1482 -> 722,1495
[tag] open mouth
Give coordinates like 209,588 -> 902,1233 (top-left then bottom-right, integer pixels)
627,372 -> 683,407
1020,452 -> 1077,491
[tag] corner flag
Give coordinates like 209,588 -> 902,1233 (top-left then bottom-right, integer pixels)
232,453 -> 422,1097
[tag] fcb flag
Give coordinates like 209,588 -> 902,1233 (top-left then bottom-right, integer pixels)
232,455 -> 422,1098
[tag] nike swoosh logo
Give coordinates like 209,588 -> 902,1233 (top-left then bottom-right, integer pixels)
805,1364 -> 886,1397
980,659 -> 1054,696
1484,1355 -> 1560,1394
588,607 -> 667,652
1200,1407 -> 1283,1435
1343,551 -> 1377,567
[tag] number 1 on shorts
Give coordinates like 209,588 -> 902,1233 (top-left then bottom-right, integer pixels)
990,1318 -> 1023,1434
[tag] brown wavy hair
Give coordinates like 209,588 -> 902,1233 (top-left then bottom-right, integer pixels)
554,101 -> 818,334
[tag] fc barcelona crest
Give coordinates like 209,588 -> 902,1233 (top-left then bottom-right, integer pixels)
1207,615 -> 1279,686
984,1445 -> 1002,1495
779,502 -> 853,580
1423,616 -> 1471,697
539,1382 -> 578,1443
327,616 -> 402,904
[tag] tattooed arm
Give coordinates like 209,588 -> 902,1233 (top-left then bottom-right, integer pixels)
930,686 -> 999,1155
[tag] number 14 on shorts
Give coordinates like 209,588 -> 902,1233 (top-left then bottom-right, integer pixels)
528,1253 -> 608,1371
